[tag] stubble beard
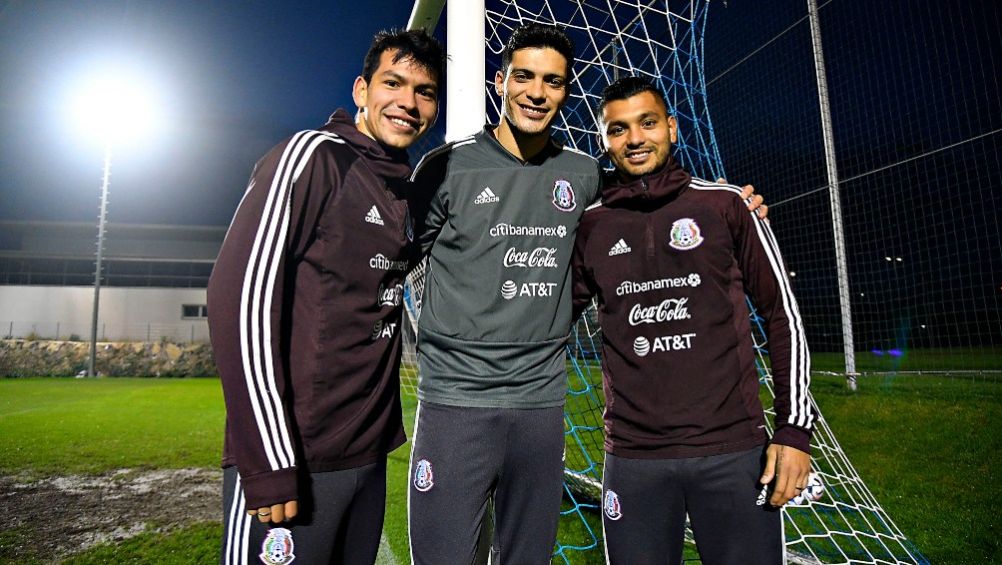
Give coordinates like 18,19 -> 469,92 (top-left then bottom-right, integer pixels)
504,108 -> 553,139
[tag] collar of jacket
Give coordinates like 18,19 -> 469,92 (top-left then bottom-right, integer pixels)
323,109 -> 413,181
601,154 -> 692,210
478,123 -> 563,166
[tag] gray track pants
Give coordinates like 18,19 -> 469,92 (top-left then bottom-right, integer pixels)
408,401 -> 565,565
221,460 -> 387,565
602,447 -> 783,565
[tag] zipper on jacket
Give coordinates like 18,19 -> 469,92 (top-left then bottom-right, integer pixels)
640,178 -> 656,257
645,214 -> 656,258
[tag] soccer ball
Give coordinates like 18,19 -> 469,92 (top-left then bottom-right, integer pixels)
789,472 -> 825,505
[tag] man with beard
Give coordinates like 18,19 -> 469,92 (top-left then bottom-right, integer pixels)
571,76 -> 813,564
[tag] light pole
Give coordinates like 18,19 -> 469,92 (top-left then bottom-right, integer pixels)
88,145 -> 112,376
72,70 -> 160,376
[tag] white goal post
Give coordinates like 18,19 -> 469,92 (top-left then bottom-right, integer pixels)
409,0 -> 485,142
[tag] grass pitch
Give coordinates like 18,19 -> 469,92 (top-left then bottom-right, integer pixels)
0,377 -> 222,476
0,373 -> 998,563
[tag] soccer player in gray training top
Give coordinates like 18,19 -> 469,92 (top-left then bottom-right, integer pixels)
207,29 -> 444,565
407,24 -> 593,564
571,76 -> 814,564
407,25 -> 765,564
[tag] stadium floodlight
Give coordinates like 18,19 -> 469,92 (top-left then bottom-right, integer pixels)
70,70 -> 161,145
70,67 -> 161,376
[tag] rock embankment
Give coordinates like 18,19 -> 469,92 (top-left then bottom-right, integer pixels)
0,339 -> 217,377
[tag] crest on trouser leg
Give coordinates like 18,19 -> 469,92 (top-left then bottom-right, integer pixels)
604,490 -> 623,521
260,527 -> 295,565
413,458 -> 434,492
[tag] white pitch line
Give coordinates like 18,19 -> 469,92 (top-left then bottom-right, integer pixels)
376,532 -> 399,565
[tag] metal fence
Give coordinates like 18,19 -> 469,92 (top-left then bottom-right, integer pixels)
1,320 -> 210,343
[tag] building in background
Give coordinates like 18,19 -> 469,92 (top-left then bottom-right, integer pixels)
0,221 -> 224,342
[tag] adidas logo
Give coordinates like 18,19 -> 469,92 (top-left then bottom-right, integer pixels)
365,205 -> 384,226
608,239 -> 632,256
474,187 -> 500,205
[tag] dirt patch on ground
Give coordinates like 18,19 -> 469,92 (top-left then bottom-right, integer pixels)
0,468 -> 221,562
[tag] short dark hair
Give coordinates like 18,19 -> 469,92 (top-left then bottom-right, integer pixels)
501,23 -> 575,76
598,76 -> 669,115
362,28 -> 446,85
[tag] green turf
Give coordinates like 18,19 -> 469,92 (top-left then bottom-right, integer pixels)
0,377 -> 223,477
807,347 -> 1002,373
0,526 -> 42,565
62,522 -> 221,565
1,374 -> 998,563
562,365 -> 1002,564
809,374 -> 1001,564
384,395 -> 416,560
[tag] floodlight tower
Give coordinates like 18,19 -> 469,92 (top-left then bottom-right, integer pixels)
88,145 -> 112,377
72,72 -> 158,376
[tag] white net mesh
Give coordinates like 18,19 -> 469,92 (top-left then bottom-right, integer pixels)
402,1 -> 937,562
400,260 -> 425,399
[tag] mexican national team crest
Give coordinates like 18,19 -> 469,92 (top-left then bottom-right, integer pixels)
413,458 -> 434,492
604,490 -> 623,521
552,179 -> 576,212
669,218 -> 704,250
260,527 -> 295,565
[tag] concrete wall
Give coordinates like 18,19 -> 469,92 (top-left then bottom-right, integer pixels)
0,285 -> 209,342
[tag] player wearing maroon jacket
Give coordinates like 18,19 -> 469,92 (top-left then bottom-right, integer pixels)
571,77 -> 813,564
207,29 -> 443,565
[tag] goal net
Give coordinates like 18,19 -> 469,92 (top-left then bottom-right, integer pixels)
403,1 -> 930,563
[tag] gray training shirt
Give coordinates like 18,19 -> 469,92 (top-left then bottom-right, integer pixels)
410,126 -> 601,408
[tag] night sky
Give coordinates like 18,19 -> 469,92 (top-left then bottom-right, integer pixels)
700,0 -> 1001,351
0,1 -> 419,226
1,0 -> 998,350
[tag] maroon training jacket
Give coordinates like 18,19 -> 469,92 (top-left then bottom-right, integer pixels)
207,110 -> 417,508
571,156 -> 813,459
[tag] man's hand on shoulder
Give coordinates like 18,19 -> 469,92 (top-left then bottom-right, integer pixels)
717,178 -> 768,220
248,500 -> 299,524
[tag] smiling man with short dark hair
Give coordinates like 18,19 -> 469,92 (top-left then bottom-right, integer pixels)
406,23 -> 600,564
572,75 -> 814,564
208,28 -> 444,565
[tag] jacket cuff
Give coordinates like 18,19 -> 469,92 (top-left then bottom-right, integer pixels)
241,467 -> 299,509
770,424 -> 812,455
